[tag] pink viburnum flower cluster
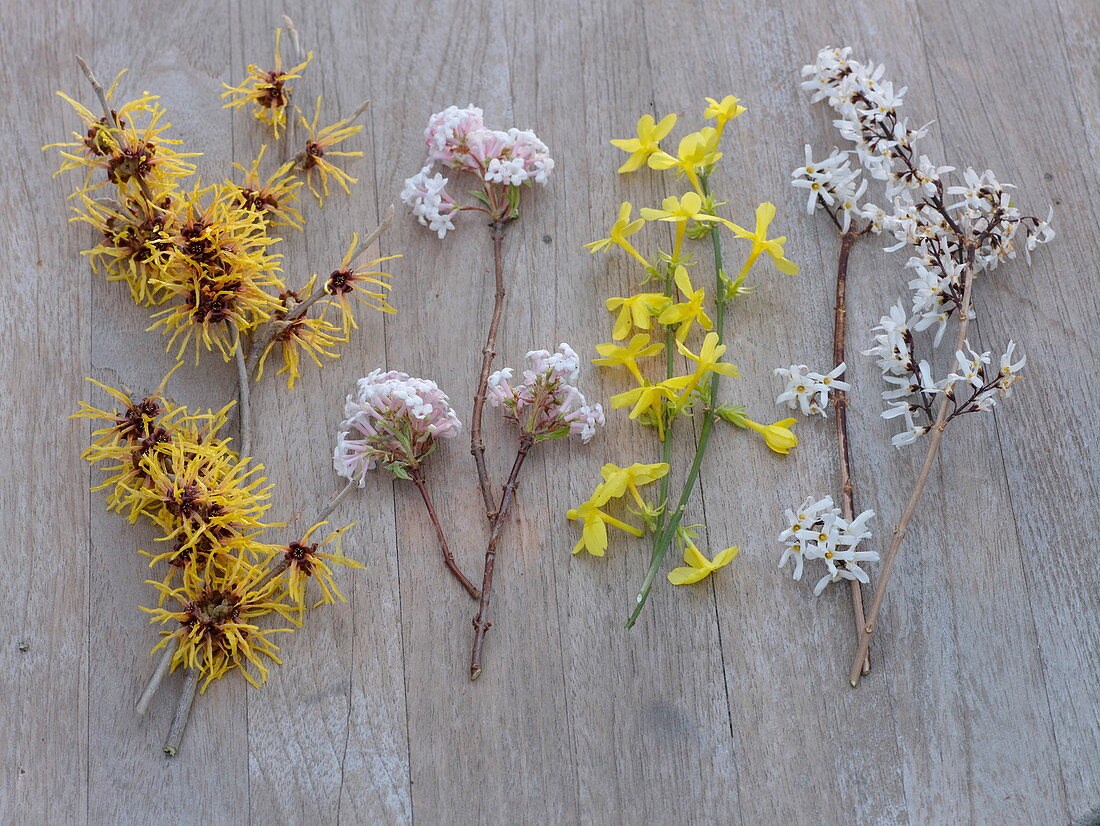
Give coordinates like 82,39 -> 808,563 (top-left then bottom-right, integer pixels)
334,369 -> 462,484
400,105 -> 555,239
487,343 -> 605,444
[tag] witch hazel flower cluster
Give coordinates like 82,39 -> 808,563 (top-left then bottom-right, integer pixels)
334,369 -> 462,483
778,496 -> 878,595
774,363 -> 850,417
400,105 -> 555,238
487,343 -> 605,443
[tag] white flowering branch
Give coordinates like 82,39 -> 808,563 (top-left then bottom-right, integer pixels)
793,46 -> 1054,685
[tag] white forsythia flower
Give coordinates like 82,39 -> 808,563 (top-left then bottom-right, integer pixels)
778,496 -> 879,593
774,363 -> 850,417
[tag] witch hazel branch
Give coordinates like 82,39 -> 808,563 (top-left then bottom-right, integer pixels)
779,47 -> 1055,686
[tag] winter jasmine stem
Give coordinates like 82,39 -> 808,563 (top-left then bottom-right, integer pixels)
833,230 -> 871,675
470,220 -> 509,521
470,432 -> 535,679
163,668 -> 198,756
135,639 -> 177,715
627,176 -> 730,628
408,465 -> 481,599
849,248 -> 976,686
234,332 -> 252,458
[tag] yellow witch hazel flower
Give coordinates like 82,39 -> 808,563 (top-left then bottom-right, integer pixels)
609,113 -> 678,173
576,94 -> 801,626
221,27 -> 313,137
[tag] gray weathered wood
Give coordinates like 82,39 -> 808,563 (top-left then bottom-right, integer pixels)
2,0 -> 1096,824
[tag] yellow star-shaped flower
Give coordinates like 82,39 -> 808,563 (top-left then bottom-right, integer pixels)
610,376 -> 693,438
566,498 -> 644,556
729,202 -> 799,280
605,292 -> 671,340
667,542 -> 739,585
583,201 -> 650,268
592,333 -> 664,384
703,95 -> 746,128
610,113 -> 678,173
673,332 -> 739,401
597,461 -> 670,510
648,130 -> 722,193
657,265 -> 713,342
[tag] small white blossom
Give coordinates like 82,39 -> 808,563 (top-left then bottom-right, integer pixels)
778,496 -> 878,593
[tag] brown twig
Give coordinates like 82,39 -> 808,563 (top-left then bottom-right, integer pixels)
135,639 -> 176,715
470,433 -> 534,680
408,466 -> 481,599
849,246 -> 976,686
163,668 -> 199,756
833,229 -> 871,676
470,221 -> 508,521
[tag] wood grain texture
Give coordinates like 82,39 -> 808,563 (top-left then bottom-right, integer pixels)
2,0 -> 1096,824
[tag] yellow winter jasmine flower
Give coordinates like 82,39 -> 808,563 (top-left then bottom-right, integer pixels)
598,462 -> 669,510
658,265 -> 713,341
584,201 -> 650,268
592,333 -> 664,384
610,376 -> 693,438
667,542 -> 739,585
703,95 -> 746,130
605,292 -> 671,340
610,113 -> 678,173
649,130 -> 722,193
641,192 -> 733,255
674,332 -> 739,401
729,202 -> 799,280
566,499 -> 644,556
743,417 -> 799,454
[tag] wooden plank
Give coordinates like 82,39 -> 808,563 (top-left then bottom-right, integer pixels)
3,0 -> 1097,823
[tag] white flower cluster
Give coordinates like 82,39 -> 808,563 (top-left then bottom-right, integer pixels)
864,304 -> 1026,445
797,47 -> 1053,446
400,166 -> 456,239
773,363 -> 850,417
400,105 -> 555,238
778,496 -> 878,595
333,370 -> 462,484
487,343 -> 605,443
791,147 -> 868,232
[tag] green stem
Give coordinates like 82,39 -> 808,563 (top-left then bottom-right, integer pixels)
627,175 -> 730,628
653,266 -> 677,542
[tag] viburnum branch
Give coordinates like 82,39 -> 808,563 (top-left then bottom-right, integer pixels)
470,220 -> 508,521
848,248 -> 975,686
470,432 -> 535,679
833,229 -> 871,675
408,465 -> 481,599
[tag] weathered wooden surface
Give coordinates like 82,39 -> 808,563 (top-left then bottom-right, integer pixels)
2,0 -> 1097,823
